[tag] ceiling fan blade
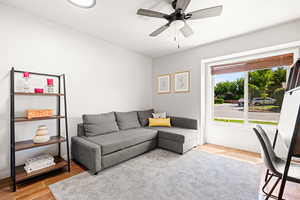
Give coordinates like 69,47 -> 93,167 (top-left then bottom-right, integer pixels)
187,5 -> 223,20
180,21 -> 194,37
176,0 -> 191,11
137,9 -> 168,18
150,23 -> 170,37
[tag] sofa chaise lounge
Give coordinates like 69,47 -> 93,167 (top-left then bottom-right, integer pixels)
71,110 -> 198,174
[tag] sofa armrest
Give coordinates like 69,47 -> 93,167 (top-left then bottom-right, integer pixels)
71,136 -> 101,173
170,116 -> 198,130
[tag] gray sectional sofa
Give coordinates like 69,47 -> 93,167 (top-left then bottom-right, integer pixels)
71,109 -> 199,174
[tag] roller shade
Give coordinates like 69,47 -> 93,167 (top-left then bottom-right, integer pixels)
211,53 -> 294,75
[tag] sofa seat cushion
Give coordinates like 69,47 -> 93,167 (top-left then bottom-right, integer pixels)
85,128 -> 158,155
150,127 -> 198,143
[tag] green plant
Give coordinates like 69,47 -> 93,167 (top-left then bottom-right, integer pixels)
214,98 -> 224,104
248,83 -> 261,99
214,78 -> 244,100
273,87 -> 285,107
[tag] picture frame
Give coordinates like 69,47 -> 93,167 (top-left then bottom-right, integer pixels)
174,71 -> 190,93
157,74 -> 171,94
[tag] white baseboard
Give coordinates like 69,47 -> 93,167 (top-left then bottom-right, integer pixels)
0,169 -> 10,180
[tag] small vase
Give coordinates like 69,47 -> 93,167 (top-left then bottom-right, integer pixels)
23,72 -> 30,93
46,79 -> 54,93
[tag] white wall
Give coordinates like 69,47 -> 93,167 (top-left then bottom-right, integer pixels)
152,19 -> 300,153
0,4 -> 152,178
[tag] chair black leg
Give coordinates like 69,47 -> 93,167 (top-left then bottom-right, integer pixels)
265,177 -> 281,200
262,174 -> 284,200
262,174 -> 274,194
265,169 -> 270,182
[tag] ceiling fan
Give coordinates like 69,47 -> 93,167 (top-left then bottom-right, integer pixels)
137,0 -> 223,38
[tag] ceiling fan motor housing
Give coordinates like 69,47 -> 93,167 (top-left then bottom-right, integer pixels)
167,0 -> 191,22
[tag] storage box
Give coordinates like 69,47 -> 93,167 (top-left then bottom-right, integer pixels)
26,109 -> 53,119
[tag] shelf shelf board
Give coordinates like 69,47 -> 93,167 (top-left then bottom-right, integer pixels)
15,136 -> 66,151
15,92 -> 64,96
15,156 -> 68,183
14,115 -> 65,122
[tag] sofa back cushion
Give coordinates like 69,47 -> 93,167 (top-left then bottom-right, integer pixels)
137,109 -> 154,126
115,111 -> 141,130
82,112 -> 119,136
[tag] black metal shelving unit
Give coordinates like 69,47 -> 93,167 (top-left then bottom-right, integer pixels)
10,67 -> 70,192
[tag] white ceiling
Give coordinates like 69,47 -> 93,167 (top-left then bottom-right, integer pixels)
1,0 -> 300,57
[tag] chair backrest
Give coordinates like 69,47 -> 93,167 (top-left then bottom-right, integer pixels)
253,125 -> 278,173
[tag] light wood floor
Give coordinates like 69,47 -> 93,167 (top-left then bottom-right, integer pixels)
0,162 -> 85,200
0,144 -> 299,200
198,144 -> 300,200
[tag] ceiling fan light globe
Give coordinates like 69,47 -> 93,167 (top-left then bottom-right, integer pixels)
171,20 -> 185,30
68,0 -> 96,8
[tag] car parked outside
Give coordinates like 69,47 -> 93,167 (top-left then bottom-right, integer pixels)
252,97 -> 276,105
238,98 -> 244,107
237,97 -> 276,106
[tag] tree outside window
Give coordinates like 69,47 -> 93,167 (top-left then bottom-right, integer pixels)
213,67 -> 287,125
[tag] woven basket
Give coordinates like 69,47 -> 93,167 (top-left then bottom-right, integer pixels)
26,109 -> 53,119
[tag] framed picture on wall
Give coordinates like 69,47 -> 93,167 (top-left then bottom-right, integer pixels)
174,71 -> 190,93
157,74 -> 171,94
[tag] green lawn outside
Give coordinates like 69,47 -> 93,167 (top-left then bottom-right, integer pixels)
214,118 -> 244,123
249,105 -> 280,112
248,120 -> 278,125
214,118 -> 278,125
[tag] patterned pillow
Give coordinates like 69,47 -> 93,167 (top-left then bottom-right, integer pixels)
152,112 -> 167,118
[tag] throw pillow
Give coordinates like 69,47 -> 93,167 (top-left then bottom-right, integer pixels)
152,112 -> 167,118
149,118 -> 171,127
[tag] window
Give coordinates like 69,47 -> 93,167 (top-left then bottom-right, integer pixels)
213,72 -> 245,124
212,53 -> 293,125
248,67 -> 287,125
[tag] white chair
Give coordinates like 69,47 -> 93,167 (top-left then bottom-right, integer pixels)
253,125 -> 300,199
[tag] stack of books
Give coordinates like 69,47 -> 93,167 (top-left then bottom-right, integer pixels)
24,154 -> 55,173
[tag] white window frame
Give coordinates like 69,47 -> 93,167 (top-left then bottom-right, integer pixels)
199,41 -> 300,144
212,67 -> 289,125
207,49 -> 298,127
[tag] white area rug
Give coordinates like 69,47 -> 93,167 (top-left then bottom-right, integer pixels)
50,149 -> 262,200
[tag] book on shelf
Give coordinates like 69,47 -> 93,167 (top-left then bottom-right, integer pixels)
24,154 -> 55,174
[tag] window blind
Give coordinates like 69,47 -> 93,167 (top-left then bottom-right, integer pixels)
211,53 -> 294,75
